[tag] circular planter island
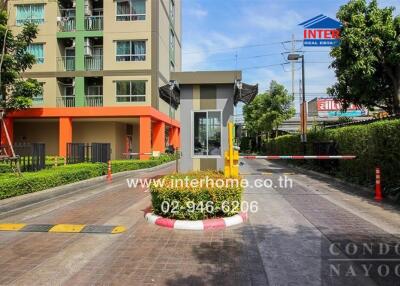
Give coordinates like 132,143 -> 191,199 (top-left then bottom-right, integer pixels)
145,171 -> 250,230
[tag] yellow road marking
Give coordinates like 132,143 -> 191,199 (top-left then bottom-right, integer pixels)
111,226 -> 127,234
49,224 -> 85,233
0,223 -> 26,231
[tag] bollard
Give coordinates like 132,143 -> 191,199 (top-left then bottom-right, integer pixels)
64,157 -> 67,166
107,160 -> 112,182
55,157 -> 58,168
375,167 -> 382,202
175,148 -> 179,173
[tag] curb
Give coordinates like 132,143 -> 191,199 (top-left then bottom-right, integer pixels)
0,161 -> 176,218
145,211 -> 248,230
284,162 -> 374,195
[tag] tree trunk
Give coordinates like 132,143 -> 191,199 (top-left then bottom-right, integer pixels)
395,66 -> 400,114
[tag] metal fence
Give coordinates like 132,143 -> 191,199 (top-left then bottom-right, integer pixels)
13,143 -> 46,172
67,143 -> 111,164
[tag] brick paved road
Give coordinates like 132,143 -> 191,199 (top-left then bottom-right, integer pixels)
0,160 -> 400,285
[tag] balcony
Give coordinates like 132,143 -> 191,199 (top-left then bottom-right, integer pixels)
85,55 -> 103,71
57,56 -> 75,71
58,9 -> 76,32
85,15 -> 103,31
84,95 -> 103,107
56,96 -> 75,108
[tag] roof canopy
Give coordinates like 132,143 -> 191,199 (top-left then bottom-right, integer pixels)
159,84 -> 180,110
234,82 -> 258,106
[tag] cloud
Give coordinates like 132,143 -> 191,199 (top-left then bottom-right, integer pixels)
186,7 -> 208,19
248,10 -> 303,32
183,32 -> 251,71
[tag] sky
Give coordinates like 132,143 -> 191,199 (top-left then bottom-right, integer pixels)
181,0 -> 400,118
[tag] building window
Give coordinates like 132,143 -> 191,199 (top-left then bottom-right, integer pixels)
169,0 -> 175,24
116,0 -> 146,21
116,41 -> 146,62
27,44 -> 44,64
16,4 -> 45,26
169,30 -> 175,67
193,111 -> 222,157
32,82 -> 44,105
116,81 -> 146,102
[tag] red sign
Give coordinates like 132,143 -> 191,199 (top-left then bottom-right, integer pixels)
317,99 -> 359,111
304,29 -> 340,40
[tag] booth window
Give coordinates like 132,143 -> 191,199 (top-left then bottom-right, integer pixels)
193,111 -> 222,157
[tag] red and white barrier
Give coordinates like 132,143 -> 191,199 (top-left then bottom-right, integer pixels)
240,155 -> 356,160
145,212 -> 248,230
123,152 -> 153,156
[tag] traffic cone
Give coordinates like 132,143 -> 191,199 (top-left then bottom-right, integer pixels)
107,160 -> 112,183
375,167 -> 382,202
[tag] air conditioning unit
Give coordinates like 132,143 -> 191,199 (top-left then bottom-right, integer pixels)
84,38 -> 93,56
84,0 -> 93,16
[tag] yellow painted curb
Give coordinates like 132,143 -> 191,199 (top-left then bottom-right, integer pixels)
111,226 -> 126,234
49,224 -> 86,233
0,223 -> 26,231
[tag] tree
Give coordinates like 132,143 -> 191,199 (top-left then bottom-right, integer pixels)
0,7 -> 41,162
0,8 -> 41,113
243,81 -> 295,141
328,0 -> 400,114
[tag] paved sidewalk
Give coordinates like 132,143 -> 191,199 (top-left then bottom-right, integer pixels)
0,160 -> 399,285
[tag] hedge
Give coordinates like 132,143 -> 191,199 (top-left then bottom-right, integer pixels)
264,119 -> 400,188
0,156 -> 66,173
0,155 -> 176,200
111,154 -> 176,173
150,171 -> 244,220
0,163 -> 106,200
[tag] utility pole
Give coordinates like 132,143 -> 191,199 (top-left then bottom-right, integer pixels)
288,53 -> 307,152
301,55 -> 307,145
291,34 -> 295,103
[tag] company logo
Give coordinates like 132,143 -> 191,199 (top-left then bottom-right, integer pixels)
299,14 -> 342,47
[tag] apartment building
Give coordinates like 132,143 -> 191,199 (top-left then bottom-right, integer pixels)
4,0 -> 181,159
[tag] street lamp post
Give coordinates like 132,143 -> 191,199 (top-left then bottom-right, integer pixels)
288,53 -> 307,146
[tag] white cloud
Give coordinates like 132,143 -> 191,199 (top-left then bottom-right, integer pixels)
183,32 -> 251,71
245,7 -> 303,33
186,7 -> 208,19
182,43 -> 207,70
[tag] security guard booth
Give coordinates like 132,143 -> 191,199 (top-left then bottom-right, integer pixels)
167,71 -> 257,173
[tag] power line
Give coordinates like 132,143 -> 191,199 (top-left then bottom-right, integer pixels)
183,41 -> 283,54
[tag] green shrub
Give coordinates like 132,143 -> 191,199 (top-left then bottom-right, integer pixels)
264,119 -> 400,188
150,171 -> 244,220
111,154 -> 176,173
0,163 -> 106,200
0,155 -> 175,200
0,156 -> 66,174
